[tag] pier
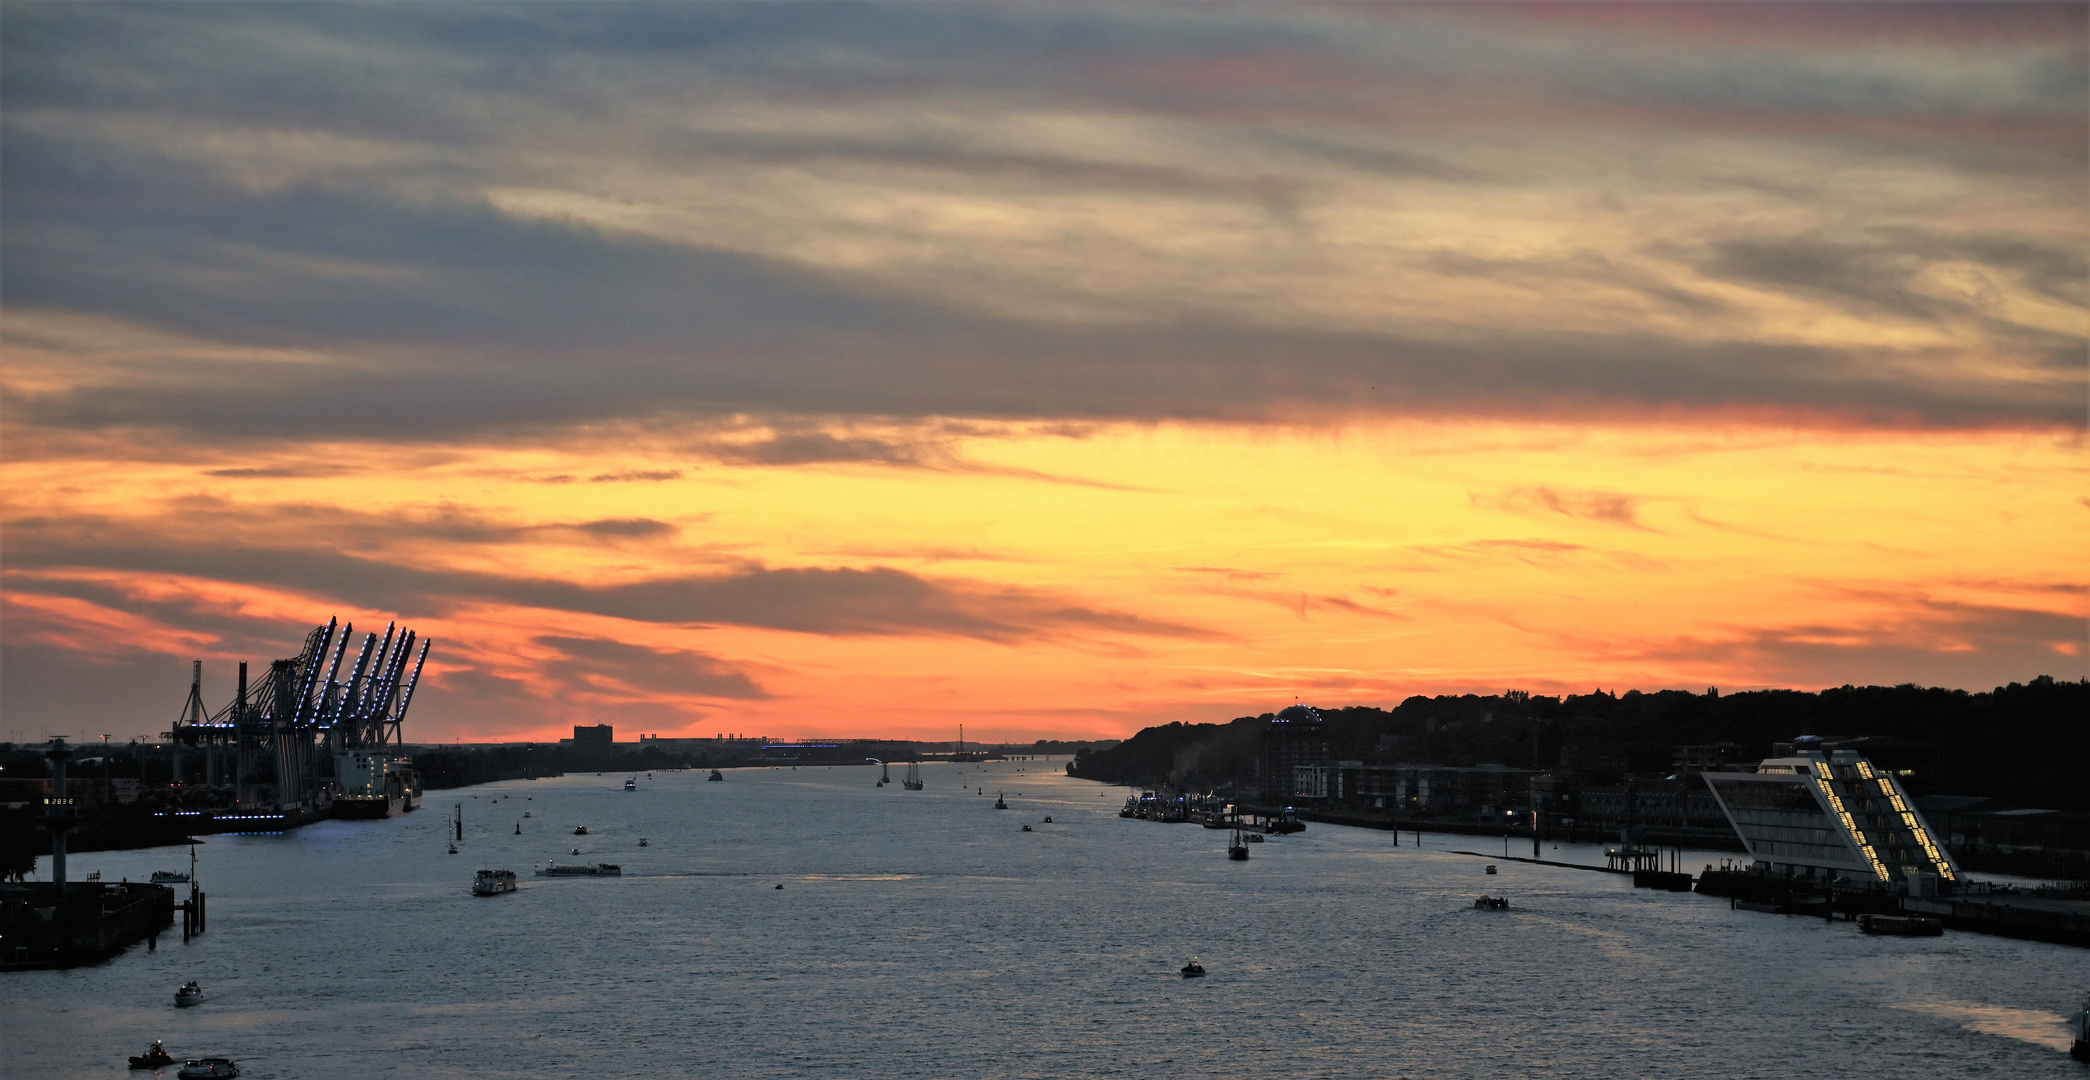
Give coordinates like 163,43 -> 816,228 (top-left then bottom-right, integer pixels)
0,881 -> 177,970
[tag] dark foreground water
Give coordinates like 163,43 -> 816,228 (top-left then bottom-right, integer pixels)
4,761 -> 2083,1078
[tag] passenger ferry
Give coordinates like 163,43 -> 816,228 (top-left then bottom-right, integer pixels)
472,869 -> 518,896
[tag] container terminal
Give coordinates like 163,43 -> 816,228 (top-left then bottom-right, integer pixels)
160,615 -> 433,831
2,615 -> 430,969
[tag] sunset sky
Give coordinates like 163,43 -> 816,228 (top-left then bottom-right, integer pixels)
2,3 -> 2084,745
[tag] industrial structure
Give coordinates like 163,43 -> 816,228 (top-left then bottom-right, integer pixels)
166,617 -> 432,822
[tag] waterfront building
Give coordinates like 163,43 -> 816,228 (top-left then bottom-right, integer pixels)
572,724 -> 614,757
1259,706 -> 1328,804
1701,746 -> 1958,892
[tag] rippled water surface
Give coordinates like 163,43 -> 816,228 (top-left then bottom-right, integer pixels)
6,762 -> 2084,1078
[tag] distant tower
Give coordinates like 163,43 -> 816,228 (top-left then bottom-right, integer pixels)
1260,705 -> 1328,804
43,739 -> 77,890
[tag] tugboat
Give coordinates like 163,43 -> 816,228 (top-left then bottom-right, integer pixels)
173,981 -> 204,1007
128,1040 -> 175,1069
176,1058 -> 240,1079
472,869 -> 518,896
708,769 -> 725,781
1180,958 -> 1206,978
994,793 -> 1009,810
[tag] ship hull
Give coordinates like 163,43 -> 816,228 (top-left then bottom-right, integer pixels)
333,794 -> 403,819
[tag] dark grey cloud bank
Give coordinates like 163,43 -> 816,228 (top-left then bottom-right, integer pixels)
3,3 -> 2083,438
2,517 -> 1207,644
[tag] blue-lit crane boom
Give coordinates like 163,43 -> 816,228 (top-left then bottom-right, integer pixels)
395,639 -> 433,728
340,632 -> 377,726
291,617 -> 337,726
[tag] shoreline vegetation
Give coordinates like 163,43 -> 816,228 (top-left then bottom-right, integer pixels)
1064,677 -> 2087,811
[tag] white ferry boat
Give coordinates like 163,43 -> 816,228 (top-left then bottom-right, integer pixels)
150,870 -> 189,884
472,869 -> 518,895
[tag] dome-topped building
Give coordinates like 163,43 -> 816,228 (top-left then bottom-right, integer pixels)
1261,705 -> 1329,804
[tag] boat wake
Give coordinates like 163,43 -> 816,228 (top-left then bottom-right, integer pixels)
1891,999 -> 2076,1052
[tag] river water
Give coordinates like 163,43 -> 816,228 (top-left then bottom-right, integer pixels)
4,761 -> 2083,1078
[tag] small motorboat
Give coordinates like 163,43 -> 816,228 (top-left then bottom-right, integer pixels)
1021,825 -> 1033,832
638,838 -> 649,847
1245,833 -> 1264,843
1180,959 -> 1206,978
1042,816 -> 1052,823
129,1040 -> 175,1069
1856,914 -> 1943,937
1484,865 -> 1498,875
571,847 -> 583,855
447,843 -> 458,855
708,769 -> 724,781
623,776 -> 637,791
1474,896 -> 1510,910
523,811 -> 531,818
176,1058 -> 240,1079
173,982 -> 204,1007
573,825 -> 589,835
